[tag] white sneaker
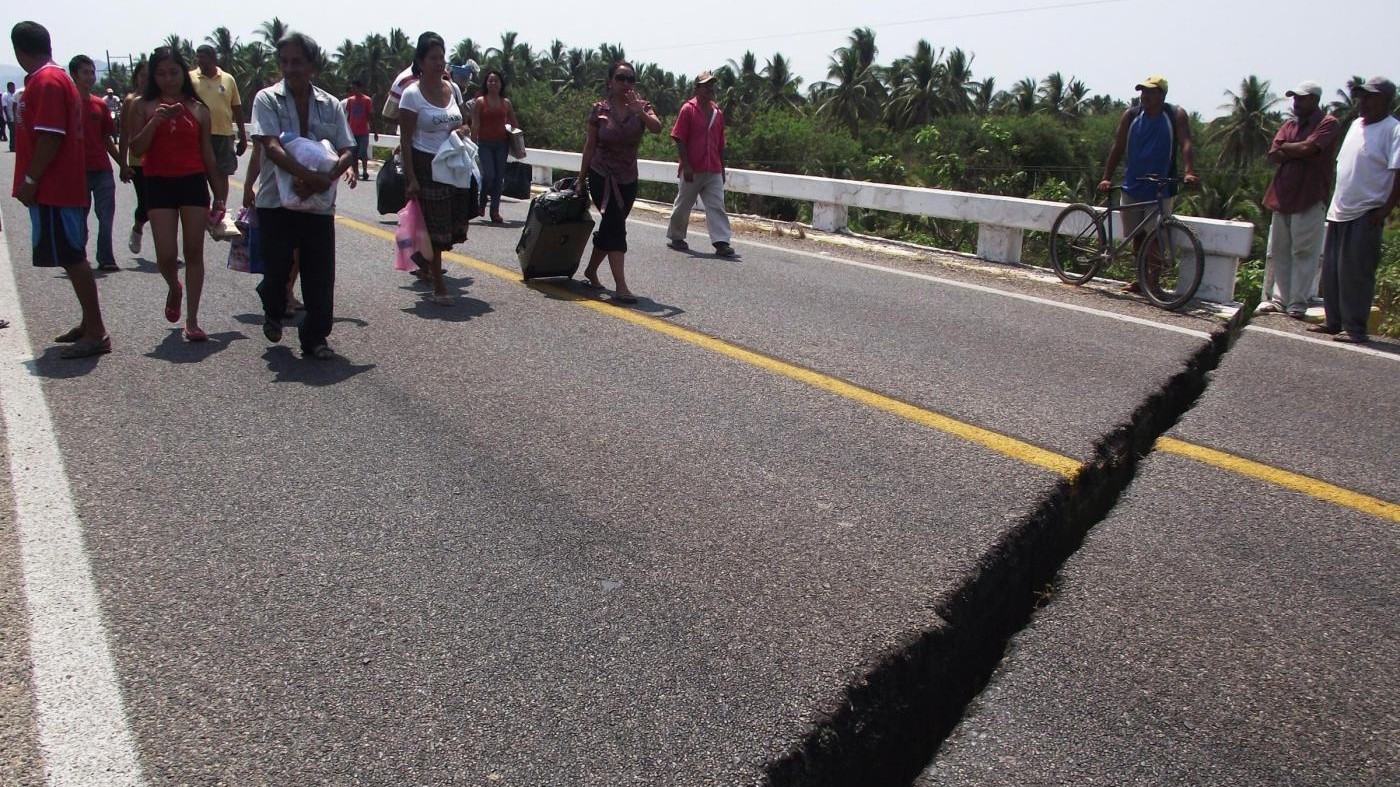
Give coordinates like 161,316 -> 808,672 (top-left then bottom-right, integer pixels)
127,226 -> 142,254
1254,300 -> 1280,314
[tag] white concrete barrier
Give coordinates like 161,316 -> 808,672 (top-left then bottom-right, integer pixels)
451,146 -> 1259,303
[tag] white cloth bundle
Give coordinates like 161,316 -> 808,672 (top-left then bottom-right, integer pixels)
431,132 -> 481,190
277,136 -> 339,212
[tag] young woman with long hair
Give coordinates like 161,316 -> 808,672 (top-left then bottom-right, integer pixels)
129,47 -> 228,341
469,68 -> 518,224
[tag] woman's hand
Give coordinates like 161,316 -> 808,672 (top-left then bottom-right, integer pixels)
624,90 -> 646,113
406,179 -> 421,201
207,199 -> 226,225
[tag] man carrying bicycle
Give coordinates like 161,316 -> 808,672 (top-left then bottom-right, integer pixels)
1098,75 -> 1198,293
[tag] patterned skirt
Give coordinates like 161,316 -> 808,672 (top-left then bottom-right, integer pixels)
410,148 -> 474,251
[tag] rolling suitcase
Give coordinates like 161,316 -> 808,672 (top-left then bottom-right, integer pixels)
516,179 -> 595,281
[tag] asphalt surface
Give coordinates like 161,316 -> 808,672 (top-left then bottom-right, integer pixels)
1,153 -> 1392,786
921,329 -> 1399,786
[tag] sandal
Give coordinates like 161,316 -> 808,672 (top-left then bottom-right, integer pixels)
59,335 -> 111,359
183,327 -> 208,342
165,281 -> 183,324
55,325 -> 84,343
579,279 -> 604,290
613,293 -> 639,305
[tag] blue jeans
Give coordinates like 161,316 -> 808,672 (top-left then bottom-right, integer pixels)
85,170 -> 117,265
478,140 -> 509,214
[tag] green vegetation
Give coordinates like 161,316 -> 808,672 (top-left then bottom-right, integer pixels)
100,23 -> 1400,335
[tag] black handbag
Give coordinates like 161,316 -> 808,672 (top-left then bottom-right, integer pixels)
376,151 -> 407,215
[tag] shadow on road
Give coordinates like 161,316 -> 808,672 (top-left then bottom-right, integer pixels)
521,278 -> 686,319
143,330 -> 248,363
25,346 -> 107,379
261,346 -> 375,386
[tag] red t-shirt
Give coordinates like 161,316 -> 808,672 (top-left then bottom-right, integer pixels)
344,94 -> 373,136
82,94 -> 116,172
12,63 -> 88,207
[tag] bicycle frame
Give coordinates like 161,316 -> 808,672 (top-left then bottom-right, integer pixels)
1099,181 -> 1175,261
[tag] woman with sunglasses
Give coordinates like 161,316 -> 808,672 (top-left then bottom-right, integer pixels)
575,61 -> 661,304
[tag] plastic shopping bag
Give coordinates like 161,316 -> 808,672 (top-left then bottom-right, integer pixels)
276,136 -> 339,212
227,207 -> 254,272
394,200 -> 432,272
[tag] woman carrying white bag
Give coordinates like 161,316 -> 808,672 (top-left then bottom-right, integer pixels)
399,31 -> 474,305
250,32 -> 356,359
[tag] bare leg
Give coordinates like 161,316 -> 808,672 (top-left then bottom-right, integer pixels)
179,206 -> 208,332
64,263 -> 107,340
148,208 -> 183,318
607,251 -> 631,296
286,253 -> 302,309
583,246 -> 606,285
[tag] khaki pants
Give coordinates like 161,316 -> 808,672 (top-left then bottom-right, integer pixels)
1263,202 -> 1325,314
667,172 -> 731,246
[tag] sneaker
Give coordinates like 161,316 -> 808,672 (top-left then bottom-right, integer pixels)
1306,324 -> 1340,335
1334,332 -> 1369,344
306,344 -> 336,360
127,226 -> 142,254
667,238 -> 689,251
263,319 -> 283,344
1254,300 -> 1280,314
714,242 -> 736,257
1285,309 -> 1307,319
97,260 -> 120,272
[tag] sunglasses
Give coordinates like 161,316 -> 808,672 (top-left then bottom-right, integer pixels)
613,74 -> 637,83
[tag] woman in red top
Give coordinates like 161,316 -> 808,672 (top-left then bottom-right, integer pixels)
469,69 -> 518,224
130,46 -> 227,342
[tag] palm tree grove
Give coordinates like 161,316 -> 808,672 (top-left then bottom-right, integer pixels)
98,23 -> 1400,335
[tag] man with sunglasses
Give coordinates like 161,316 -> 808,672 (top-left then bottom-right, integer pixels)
666,70 -> 734,257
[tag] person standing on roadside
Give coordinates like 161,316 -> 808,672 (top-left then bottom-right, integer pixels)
119,60 -> 149,254
1310,76 -> 1400,345
1257,81 -> 1340,318
343,80 -> 374,180
129,46 -> 228,342
2,82 -> 16,149
666,70 -> 734,257
251,32 -> 355,359
576,61 -> 662,304
191,44 -> 247,180
469,69 -> 517,224
399,31 -> 472,305
10,21 -> 110,358
69,54 -> 130,272
1097,75 -> 1198,293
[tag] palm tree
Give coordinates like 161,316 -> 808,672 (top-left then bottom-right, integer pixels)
722,51 -> 762,108
161,34 -> 195,64
487,31 -> 521,83
256,17 -> 289,50
760,53 -> 803,110
885,39 -> 941,130
453,38 -> 484,68
847,27 -> 878,73
813,46 -> 881,138
233,41 -> 276,104
1008,76 -> 1037,115
1038,71 -> 1068,117
206,27 -> 238,71
1329,75 -> 1365,120
972,77 -> 996,115
936,47 -> 976,115
1212,75 -> 1281,168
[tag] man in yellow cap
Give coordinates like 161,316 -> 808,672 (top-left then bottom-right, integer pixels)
1098,75 -> 1198,292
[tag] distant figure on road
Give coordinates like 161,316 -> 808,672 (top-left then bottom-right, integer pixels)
69,54 -> 129,272
575,60 -> 662,304
2,81 -> 17,150
191,44 -> 247,178
10,20 -> 109,358
1310,76 -> 1400,345
1097,75 -> 1198,293
1258,81 -> 1340,318
342,80 -> 374,180
666,70 -> 735,258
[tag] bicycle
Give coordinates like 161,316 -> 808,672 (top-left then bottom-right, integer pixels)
1048,175 -> 1204,310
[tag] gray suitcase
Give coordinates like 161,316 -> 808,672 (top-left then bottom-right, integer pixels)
515,179 -> 595,280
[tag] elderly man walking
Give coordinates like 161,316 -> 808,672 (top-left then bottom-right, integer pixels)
1309,76 -> 1400,344
1258,81 -> 1340,318
666,70 -> 735,257
191,45 -> 247,177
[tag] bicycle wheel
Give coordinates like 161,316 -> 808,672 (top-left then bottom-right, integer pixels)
1137,219 -> 1204,310
1049,204 -> 1107,285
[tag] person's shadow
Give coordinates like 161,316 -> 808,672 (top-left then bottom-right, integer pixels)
399,274 -> 494,322
261,346 -> 376,386
144,329 -> 247,363
524,278 -> 686,319
26,347 -> 107,379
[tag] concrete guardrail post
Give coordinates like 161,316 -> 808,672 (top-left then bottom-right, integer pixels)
812,203 -> 848,232
976,225 -> 1024,264
531,165 -> 553,186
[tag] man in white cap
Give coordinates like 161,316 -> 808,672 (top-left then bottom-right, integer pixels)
1310,76 -> 1400,344
1257,81 -> 1339,318
667,70 -> 735,257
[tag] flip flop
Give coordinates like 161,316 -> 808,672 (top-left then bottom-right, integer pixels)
55,325 -> 84,343
59,336 -> 111,359
579,279 -> 604,290
165,282 -> 183,323
613,293 -> 639,305
183,327 -> 208,342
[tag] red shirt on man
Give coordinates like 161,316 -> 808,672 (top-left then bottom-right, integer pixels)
670,96 -> 726,174
82,94 -> 115,171
344,93 -> 373,136
12,62 -> 88,207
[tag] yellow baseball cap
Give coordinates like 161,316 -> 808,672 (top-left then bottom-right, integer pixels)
1135,75 -> 1169,93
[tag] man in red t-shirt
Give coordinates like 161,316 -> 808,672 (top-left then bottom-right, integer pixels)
342,80 -> 375,180
11,21 -> 109,357
70,53 -> 129,271
666,71 -> 735,257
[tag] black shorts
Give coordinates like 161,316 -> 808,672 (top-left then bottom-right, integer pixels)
145,173 -> 210,210
29,204 -> 88,268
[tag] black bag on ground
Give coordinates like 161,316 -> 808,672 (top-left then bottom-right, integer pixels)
376,151 -> 407,215
516,179 -> 595,280
502,162 -> 532,200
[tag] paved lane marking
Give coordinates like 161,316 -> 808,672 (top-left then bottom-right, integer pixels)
1156,438 -> 1399,523
1244,324 -> 1400,362
0,237 -> 148,784
337,215 -> 1081,478
336,215 -> 1398,517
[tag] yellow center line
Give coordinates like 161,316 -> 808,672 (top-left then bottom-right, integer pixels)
333,214 -> 1399,522
335,215 -> 1083,479
1156,437 -> 1400,523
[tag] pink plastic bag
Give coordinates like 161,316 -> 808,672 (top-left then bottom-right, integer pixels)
394,200 -> 432,272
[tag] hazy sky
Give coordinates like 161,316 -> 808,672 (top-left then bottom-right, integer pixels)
4,0 -> 1397,117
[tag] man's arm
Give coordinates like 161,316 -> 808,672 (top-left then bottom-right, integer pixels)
16,132 -> 62,205
1098,110 -> 1131,191
1175,106 -> 1198,185
232,101 -> 247,156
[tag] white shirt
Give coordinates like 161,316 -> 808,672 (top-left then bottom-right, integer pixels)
1328,115 -> 1400,222
398,81 -> 464,155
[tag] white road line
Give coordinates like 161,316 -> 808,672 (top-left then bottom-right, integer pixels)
1244,324 -> 1400,362
0,238 -> 147,785
627,218 -> 1214,340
